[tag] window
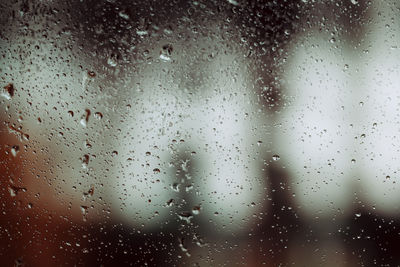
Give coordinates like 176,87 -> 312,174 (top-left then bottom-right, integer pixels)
1,0 -> 399,265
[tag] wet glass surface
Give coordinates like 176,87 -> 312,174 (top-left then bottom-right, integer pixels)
1,0 -> 400,266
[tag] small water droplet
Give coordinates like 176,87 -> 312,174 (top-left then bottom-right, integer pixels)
227,0 -> 238,6
192,206 -> 201,215
68,110 -> 74,117
386,175 -> 390,179
10,145 -> 19,157
80,205 -> 89,221
112,150 -> 118,157
359,101 -> 364,107
87,71 -> 96,77
107,56 -> 118,67
351,159 -> 356,164
171,183 -> 180,192
272,154 -> 280,161
185,184 -> 193,192
178,211 -> 193,223
355,213 -> 361,218
82,154 -> 90,169
153,168 -> 160,173
160,44 -> 173,62
93,112 -> 103,120
8,185 -> 27,197
80,109 -> 91,127
166,199 -> 174,207
118,11 -> 129,20
350,0 -> 358,5
85,141 -> 92,149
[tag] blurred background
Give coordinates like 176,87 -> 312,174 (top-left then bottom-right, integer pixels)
1,0 -> 400,266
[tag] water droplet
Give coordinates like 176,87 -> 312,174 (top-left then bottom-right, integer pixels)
178,212 -> 193,223
355,213 -> 361,218
185,184 -> 193,192
118,11 -> 129,20
227,0 -> 238,6
82,154 -> 90,169
172,183 -> 180,192
153,168 -> 160,173
351,159 -> 356,164
350,0 -> 358,4
8,125 -> 29,141
145,151 -> 151,156
87,71 -> 96,77
94,112 -> 103,120
68,110 -> 74,117
80,109 -> 91,127
166,199 -> 174,207
192,206 -> 201,215
107,56 -> 118,67
83,185 -> 95,200
10,145 -> 19,157
359,101 -> 364,107
3,83 -> 15,100
80,205 -> 89,221
85,141 -> 92,149
386,175 -> 391,179
8,185 -> 27,197
272,154 -> 280,161
160,44 -> 173,62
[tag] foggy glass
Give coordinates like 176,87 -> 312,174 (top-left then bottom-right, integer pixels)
1,0 -> 400,266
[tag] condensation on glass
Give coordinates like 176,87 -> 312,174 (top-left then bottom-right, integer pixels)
1,0 -> 399,266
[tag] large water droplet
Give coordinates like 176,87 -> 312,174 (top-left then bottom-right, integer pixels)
2,83 -> 15,100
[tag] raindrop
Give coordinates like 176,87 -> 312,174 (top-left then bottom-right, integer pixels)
272,154 -> 280,161
160,44 -> 173,62
80,205 -> 89,221
107,56 -> 118,67
80,109 -> 91,127
8,185 -> 27,197
2,83 -> 15,100
82,154 -> 90,169
94,112 -> 103,120
153,168 -> 161,173
87,71 -> 96,78
178,212 -> 193,223
10,145 -> 19,157
118,11 -> 129,20
166,199 -> 174,207
192,206 -> 201,215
